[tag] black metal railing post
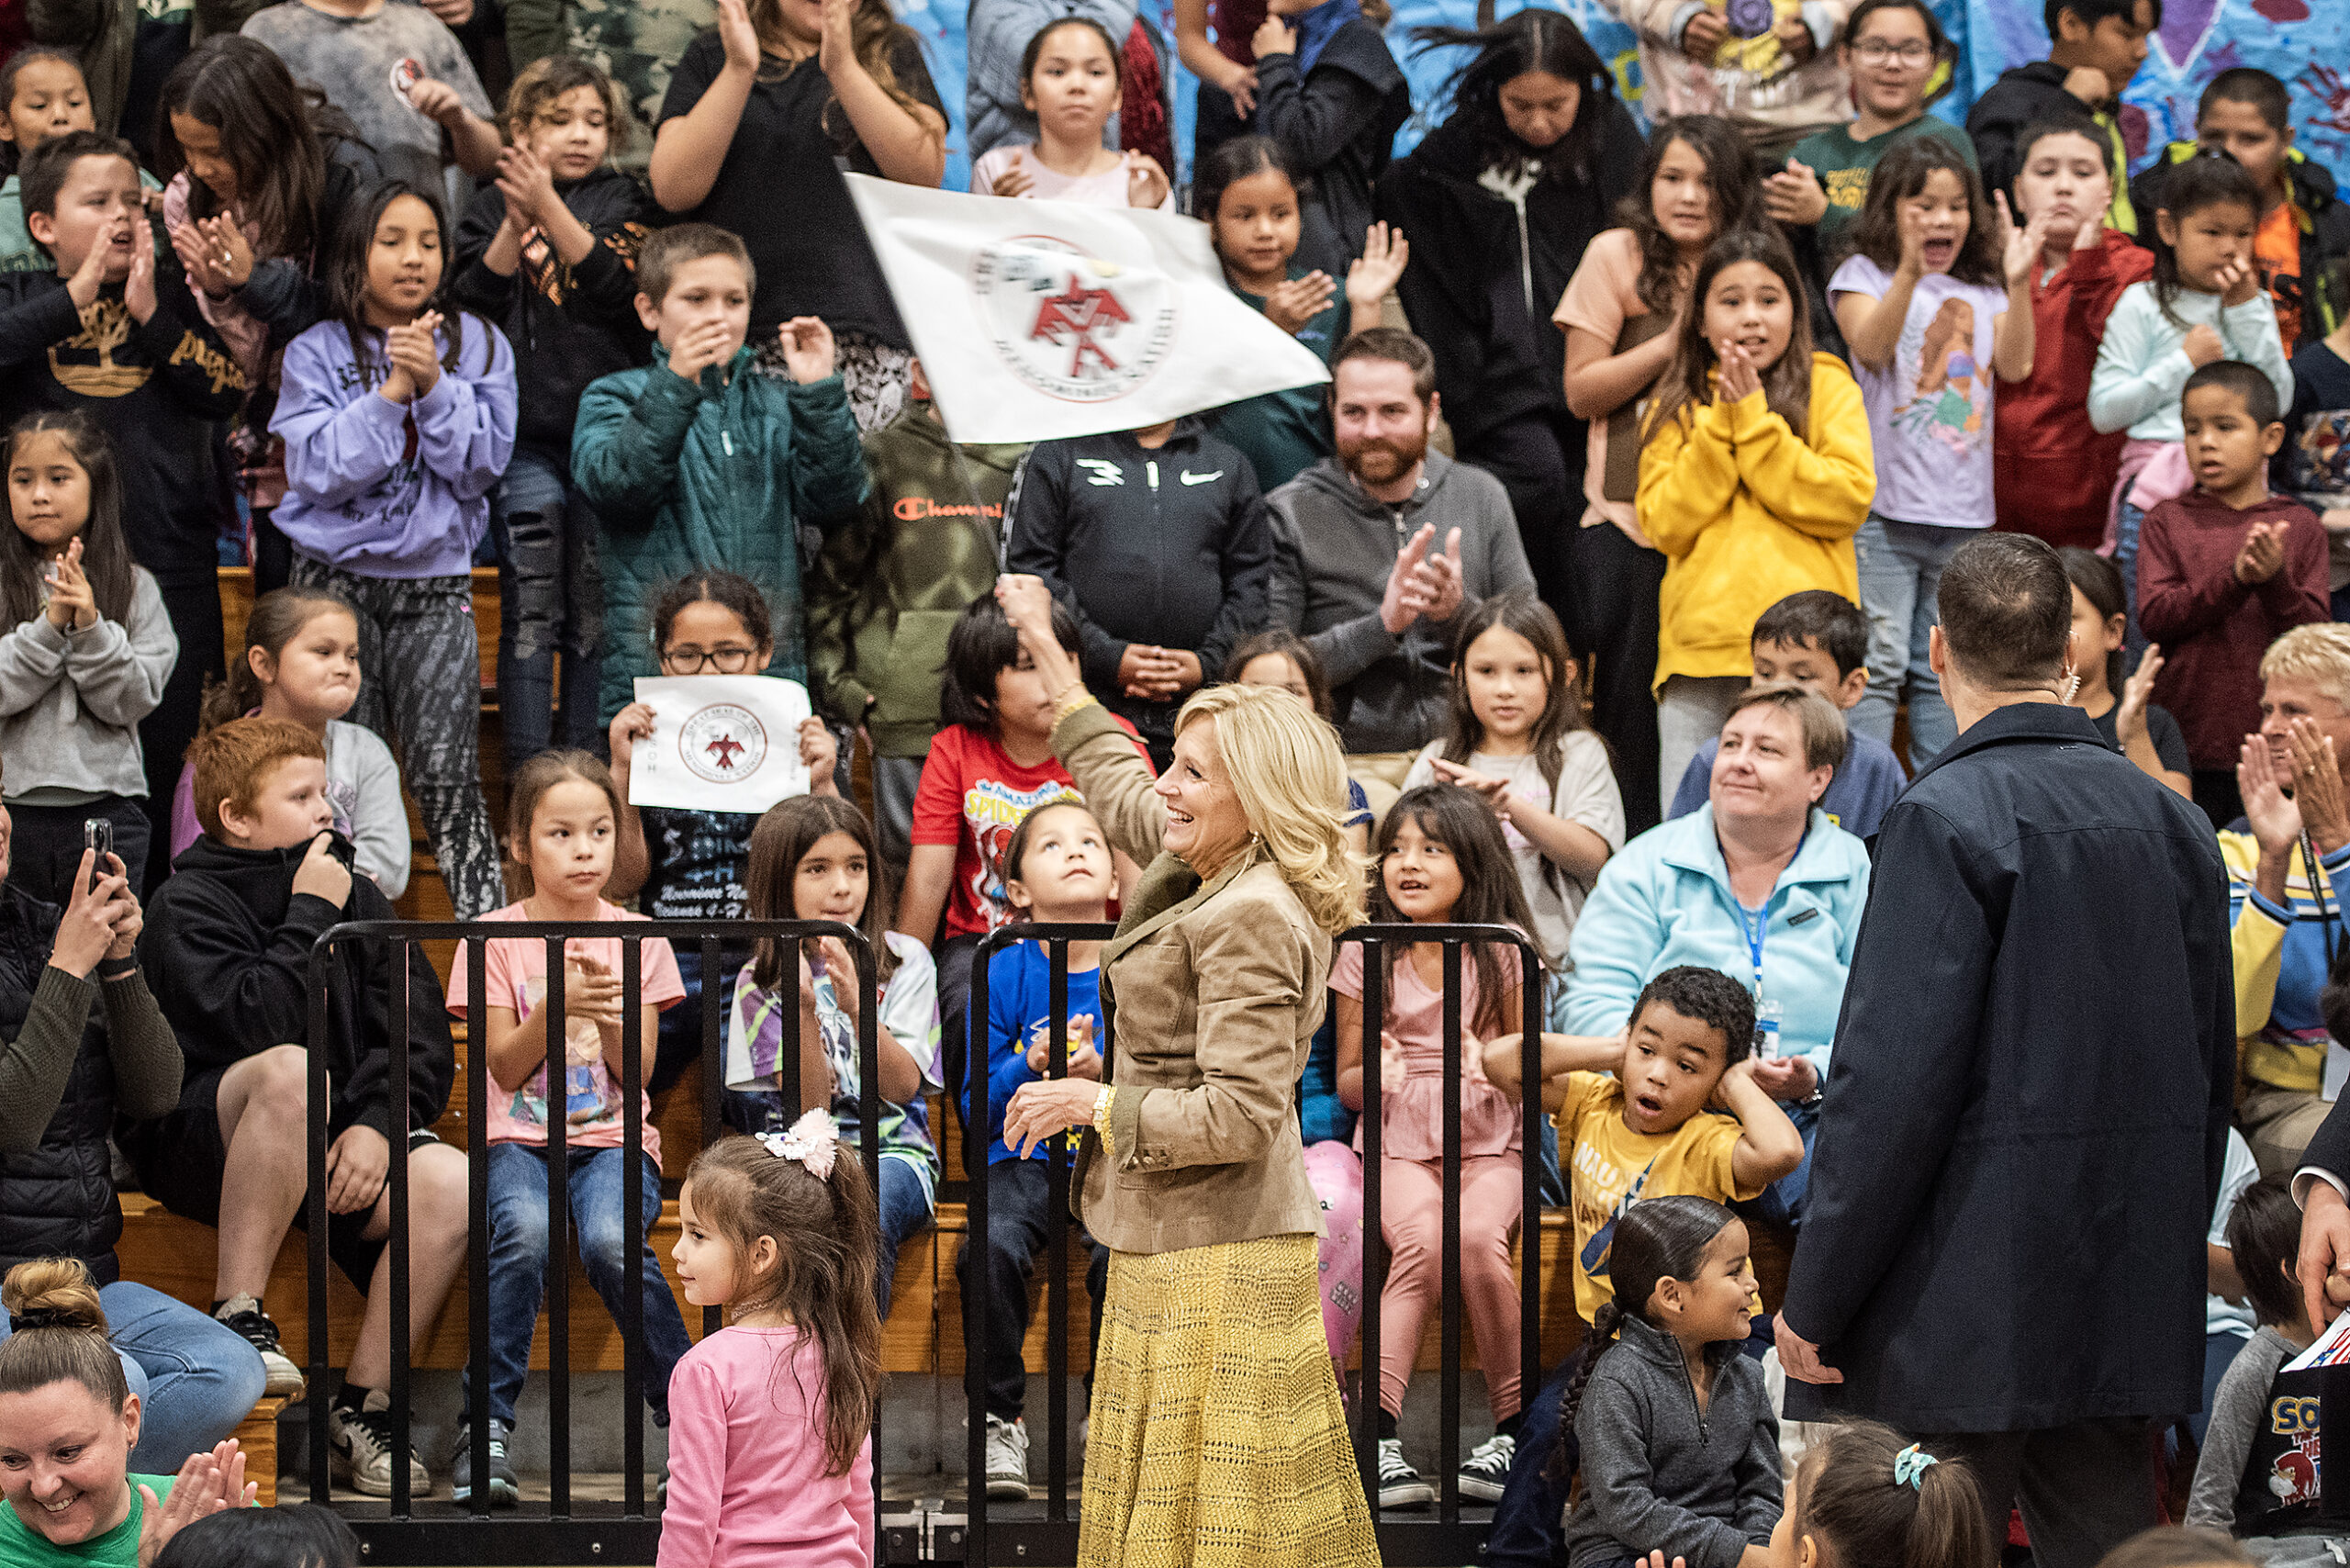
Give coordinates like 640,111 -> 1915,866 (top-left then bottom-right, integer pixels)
621,937 -> 645,1518
465,932 -> 491,1517
1339,922 -> 1549,1562
304,918 -> 880,1565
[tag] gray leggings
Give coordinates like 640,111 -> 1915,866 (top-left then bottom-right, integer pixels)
290,559 -> 506,918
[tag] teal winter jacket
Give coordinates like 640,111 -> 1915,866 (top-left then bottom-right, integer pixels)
1561,804 -> 1872,1086
573,344 -> 869,722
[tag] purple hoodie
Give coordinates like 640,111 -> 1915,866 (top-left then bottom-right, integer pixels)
271,315 -> 518,578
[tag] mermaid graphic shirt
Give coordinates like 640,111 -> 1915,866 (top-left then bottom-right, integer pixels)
447,902 -> 688,1155
1830,253 -> 2009,530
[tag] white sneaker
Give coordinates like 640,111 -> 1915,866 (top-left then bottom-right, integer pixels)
329,1389 -> 431,1498
1377,1437 -> 1434,1509
984,1414 -> 1030,1501
1458,1431 -> 1516,1501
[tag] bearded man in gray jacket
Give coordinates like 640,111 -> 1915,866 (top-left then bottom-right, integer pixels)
1267,329 -> 1536,815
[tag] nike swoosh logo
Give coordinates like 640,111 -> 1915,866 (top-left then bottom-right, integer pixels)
1180,470 -> 1222,486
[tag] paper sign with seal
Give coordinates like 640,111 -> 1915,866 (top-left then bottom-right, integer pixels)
627,675 -> 811,814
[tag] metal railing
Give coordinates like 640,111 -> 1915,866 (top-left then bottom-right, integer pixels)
957,920 -> 1550,1567
300,919 -> 881,1565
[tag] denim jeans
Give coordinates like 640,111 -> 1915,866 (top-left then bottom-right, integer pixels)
2115,496 -> 2151,670
722,1090 -> 937,1318
1732,1095 -> 1820,1228
0,1282 -> 268,1474
1851,517 -> 1967,772
492,445 -> 605,769
1484,1344 -> 1591,1568
956,1157 -> 1108,1419
470,1142 -> 694,1428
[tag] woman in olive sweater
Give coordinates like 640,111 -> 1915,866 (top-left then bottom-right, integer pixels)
0,789 -> 265,1473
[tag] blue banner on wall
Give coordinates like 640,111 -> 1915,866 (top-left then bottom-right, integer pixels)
900,0 -> 2350,196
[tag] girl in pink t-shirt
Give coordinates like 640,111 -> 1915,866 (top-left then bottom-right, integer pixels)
662,1129 -> 883,1568
1332,783 -> 1537,1508
969,18 -> 1173,209
443,750 -> 691,1506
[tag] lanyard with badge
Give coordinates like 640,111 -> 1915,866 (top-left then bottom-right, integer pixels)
1740,901 -> 1783,1057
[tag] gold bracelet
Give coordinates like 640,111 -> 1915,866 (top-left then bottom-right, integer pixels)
1091,1085 -> 1114,1157
1053,685 -> 1099,725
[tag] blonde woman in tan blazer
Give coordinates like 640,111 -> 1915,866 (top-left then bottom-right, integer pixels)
991,573 -> 1379,1567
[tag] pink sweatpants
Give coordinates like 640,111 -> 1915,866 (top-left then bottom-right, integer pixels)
1376,1152 -> 1525,1422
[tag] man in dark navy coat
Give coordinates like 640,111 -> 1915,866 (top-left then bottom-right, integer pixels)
1774,533 -> 2234,1568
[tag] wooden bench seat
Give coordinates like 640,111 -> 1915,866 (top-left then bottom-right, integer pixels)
113,1194 -> 1618,1380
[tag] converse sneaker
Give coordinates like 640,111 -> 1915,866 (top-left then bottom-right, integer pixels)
449,1418 -> 518,1507
1377,1438 -> 1435,1509
328,1390 -> 431,1498
984,1414 -> 1031,1501
212,1295 -> 304,1400
1458,1431 -> 1516,1502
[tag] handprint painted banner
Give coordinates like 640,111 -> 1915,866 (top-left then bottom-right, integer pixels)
626,676 -> 813,814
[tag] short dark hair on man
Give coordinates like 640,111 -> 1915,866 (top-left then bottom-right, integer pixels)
635,222 -> 755,307
2222,1175 -> 2303,1330
2043,0 -> 2159,43
1630,966 -> 1757,1065
21,129 -> 137,223
1331,327 -> 1437,405
2183,359 -> 2281,429
941,589 -> 1083,733
1751,589 -> 1868,679
2199,66 -> 2288,133
1937,533 -> 2073,688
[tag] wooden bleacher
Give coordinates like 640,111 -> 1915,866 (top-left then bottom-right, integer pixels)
173,567 -> 1784,1463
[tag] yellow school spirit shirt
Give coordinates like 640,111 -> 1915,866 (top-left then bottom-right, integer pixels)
1558,1070 -> 1767,1325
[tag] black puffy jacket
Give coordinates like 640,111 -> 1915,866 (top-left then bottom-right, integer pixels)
0,885 -> 179,1285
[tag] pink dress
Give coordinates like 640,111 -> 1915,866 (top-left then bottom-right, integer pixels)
656,1326 -> 874,1568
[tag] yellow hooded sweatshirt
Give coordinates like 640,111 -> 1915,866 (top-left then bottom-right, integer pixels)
1638,353 -> 1875,693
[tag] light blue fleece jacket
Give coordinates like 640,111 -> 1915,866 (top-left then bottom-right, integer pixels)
1561,804 -> 1872,1084
2087,283 -> 2293,442
271,314 -> 518,578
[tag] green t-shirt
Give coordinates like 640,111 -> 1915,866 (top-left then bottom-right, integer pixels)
0,1475 -> 171,1568
1790,116 -> 1980,250
1207,264 -> 1343,495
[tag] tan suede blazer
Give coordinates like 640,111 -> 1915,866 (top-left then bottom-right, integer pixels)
1055,701 -> 1331,1256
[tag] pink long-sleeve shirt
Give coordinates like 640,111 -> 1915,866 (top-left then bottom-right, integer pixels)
655,1326 -> 874,1568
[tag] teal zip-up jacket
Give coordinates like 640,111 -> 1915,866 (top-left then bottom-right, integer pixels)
573,344 -> 869,722
1562,804 -> 1873,1086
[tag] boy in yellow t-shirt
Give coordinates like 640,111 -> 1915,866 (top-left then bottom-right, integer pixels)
1477,965 -> 1804,1559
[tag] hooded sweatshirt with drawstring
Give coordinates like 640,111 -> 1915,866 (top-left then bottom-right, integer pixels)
1267,450 -> 1534,755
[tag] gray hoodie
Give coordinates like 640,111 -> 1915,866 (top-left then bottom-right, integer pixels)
0,569 -> 176,803
1563,1314 -> 1783,1568
1266,451 -> 1535,756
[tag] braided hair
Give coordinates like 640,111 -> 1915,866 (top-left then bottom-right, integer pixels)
1550,1194 -> 1737,1477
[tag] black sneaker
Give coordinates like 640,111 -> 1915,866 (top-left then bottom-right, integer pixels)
212,1294 -> 305,1399
450,1419 -> 519,1507
1458,1432 -> 1516,1502
1376,1438 -> 1435,1509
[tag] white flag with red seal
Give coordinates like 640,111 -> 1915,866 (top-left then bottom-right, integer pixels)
626,676 -> 811,814
844,174 -> 1333,445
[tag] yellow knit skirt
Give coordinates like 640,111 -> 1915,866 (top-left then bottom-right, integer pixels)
1076,1233 -> 1379,1567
